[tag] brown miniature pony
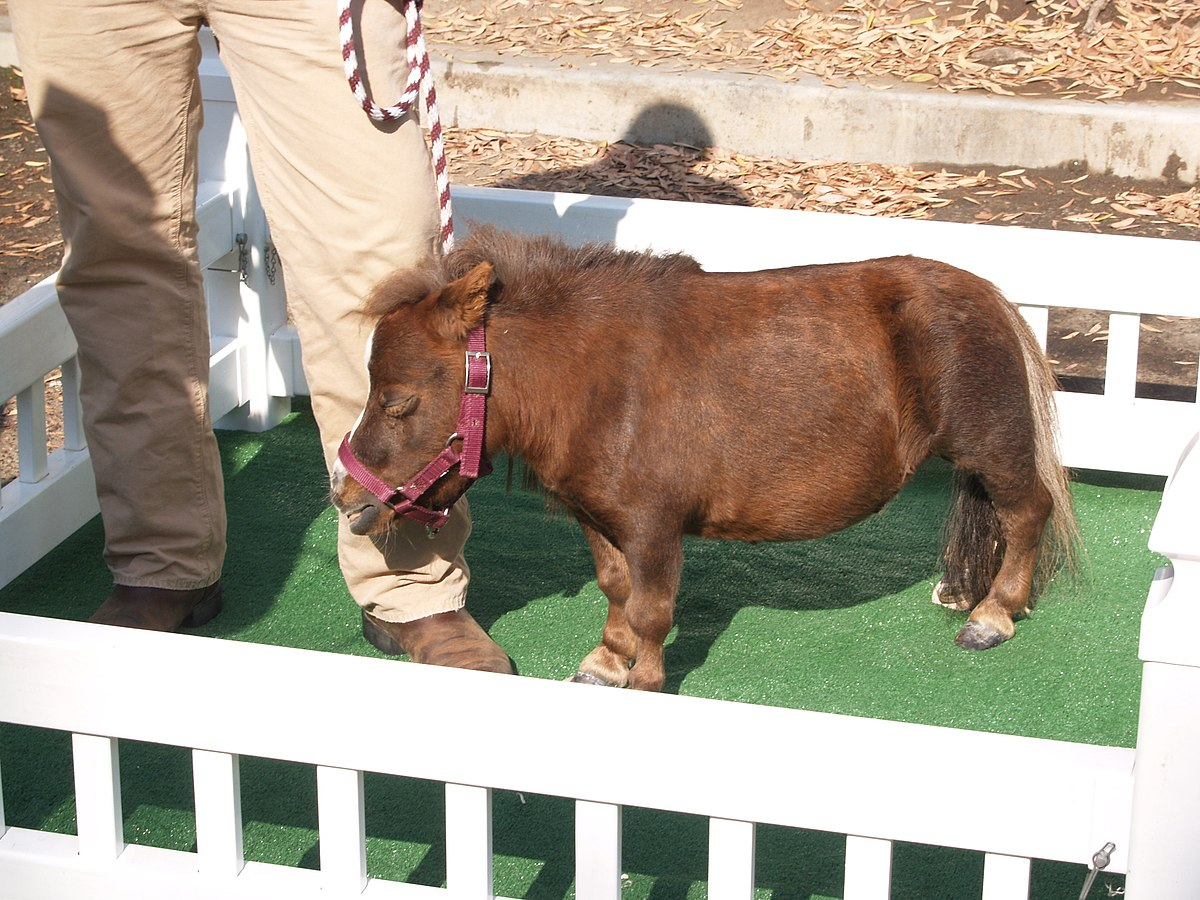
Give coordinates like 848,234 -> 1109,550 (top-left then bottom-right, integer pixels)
331,227 -> 1078,691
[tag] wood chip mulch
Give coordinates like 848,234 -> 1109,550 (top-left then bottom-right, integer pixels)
426,0 -> 1200,101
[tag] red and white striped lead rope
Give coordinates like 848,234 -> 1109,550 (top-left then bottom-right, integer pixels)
338,0 -> 454,251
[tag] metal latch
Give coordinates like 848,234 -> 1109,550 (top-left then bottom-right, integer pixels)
207,232 -> 249,284
1078,842 -> 1117,899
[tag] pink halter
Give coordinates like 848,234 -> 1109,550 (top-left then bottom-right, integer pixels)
337,324 -> 491,534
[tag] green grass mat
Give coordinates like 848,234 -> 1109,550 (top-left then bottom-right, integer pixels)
1,400 -> 1164,899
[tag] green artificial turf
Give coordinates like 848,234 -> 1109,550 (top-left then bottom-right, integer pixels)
0,399 -> 1164,899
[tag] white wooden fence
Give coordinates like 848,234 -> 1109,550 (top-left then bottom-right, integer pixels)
3,34 -> 1200,900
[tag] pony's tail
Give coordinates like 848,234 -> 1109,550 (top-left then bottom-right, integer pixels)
939,469 -> 1003,605
1002,298 -> 1082,590
939,300 -> 1081,605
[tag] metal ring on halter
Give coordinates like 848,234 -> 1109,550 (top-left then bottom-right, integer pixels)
444,432 -> 462,449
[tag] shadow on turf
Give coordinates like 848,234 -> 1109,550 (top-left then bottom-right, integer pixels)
465,456 -> 955,694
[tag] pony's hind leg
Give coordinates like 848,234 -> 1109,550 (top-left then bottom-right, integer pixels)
953,474 -> 1053,650
573,524 -> 638,688
932,282 -> 1074,649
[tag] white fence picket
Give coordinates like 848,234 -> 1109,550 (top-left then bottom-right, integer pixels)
0,279 -> 95,588
575,800 -> 622,900
193,748 -> 245,878
982,853 -> 1033,900
14,380 -> 46,484
1017,305 -> 1049,350
707,818 -> 756,900
843,836 -> 892,900
318,765 -> 368,891
1105,312 -> 1142,400
71,733 -> 123,861
59,356 -> 84,452
0,278 -> 75,406
446,783 -> 493,897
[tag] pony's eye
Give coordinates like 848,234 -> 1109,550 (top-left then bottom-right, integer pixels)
380,389 -> 419,418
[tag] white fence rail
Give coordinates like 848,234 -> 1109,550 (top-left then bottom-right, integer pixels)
448,185 -> 1200,477
3,34 -> 1200,900
0,596 -> 1154,899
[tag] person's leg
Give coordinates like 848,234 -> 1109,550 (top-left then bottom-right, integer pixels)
207,0 -> 509,670
10,0 -> 225,628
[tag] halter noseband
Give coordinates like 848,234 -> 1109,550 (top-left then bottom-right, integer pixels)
338,324 -> 492,535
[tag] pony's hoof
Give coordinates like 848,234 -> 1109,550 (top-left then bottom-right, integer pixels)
955,620 -> 1009,651
568,671 -> 616,687
932,579 -> 973,611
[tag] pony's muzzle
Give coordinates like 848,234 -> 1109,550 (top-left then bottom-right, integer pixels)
344,501 -> 385,535
330,460 -> 389,535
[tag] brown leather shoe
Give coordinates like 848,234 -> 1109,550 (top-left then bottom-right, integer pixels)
362,609 -> 515,674
89,581 -> 223,631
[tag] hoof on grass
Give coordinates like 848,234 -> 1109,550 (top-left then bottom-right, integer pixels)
955,620 -> 1009,651
569,671 -> 617,687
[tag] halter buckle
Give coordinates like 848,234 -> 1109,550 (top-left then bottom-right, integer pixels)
464,350 -> 491,394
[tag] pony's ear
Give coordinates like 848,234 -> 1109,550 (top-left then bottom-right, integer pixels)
434,261 -> 494,340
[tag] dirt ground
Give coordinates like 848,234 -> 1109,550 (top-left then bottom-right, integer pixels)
3,0 -> 1199,482
0,68 -> 57,301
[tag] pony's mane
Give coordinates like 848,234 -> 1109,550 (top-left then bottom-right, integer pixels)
363,256 -> 446,318
363,225 -> 703,319
446,225 -> 701,285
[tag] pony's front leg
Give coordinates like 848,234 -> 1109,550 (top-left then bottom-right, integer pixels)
573,526 -> 683,692
622,535 -> 684,692
573,524 -> 637,688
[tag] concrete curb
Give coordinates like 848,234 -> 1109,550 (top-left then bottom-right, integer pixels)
0,19 -> 15,69
433,47 -> 1200,184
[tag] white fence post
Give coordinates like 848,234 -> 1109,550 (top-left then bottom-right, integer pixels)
1126,432 -> 1200,899
197,28 -> 290,433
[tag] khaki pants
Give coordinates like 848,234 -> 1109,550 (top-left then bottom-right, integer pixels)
10,0 -> 470,622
